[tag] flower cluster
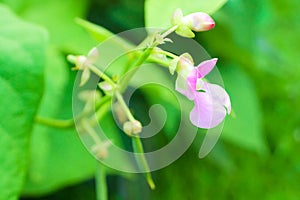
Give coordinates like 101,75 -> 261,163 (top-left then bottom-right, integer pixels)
67,8 -> 231,190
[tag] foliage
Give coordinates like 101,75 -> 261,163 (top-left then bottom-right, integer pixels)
0,0 -> 299,199
0,5 -> 47,199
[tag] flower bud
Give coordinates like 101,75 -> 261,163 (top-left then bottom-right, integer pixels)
182,12 -> 215,32
98,81 -> 114,95
91,141 -> 111,159
123,120 -> 142,136
67,47 -> 99,70
171,9 -> 215,38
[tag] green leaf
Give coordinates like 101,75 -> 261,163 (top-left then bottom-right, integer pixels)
221,65 -> 267,154
0,0 -> 24,12
20,0 -> 96,53
145,0 -> 228,28
0,4 -> 47,199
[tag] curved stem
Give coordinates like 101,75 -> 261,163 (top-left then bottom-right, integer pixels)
35,116 -> 74,129
36,96 -> 111,129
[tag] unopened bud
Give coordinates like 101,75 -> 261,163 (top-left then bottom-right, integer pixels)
171,9 -> 215,38
123,120 -> 142,136
182,12 -> 215,32
91,141 -> 111,159
67,55 -> 87,70
67,47 -> 99,70
98,81 -> 114,95
113,102 -> 127,124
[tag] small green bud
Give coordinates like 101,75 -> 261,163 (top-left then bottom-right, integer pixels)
91,141 -> 111,159
98,81 -> 114,95
123,120 -> 142,136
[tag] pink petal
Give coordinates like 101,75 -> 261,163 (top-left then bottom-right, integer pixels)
196,58 -> 218,78
186,68 -> 197,90
184,12 -> 215,32
190,92 -> 227,129
203,82 -> 231,114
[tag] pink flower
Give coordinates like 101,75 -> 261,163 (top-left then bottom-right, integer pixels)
176,58 -> 231,129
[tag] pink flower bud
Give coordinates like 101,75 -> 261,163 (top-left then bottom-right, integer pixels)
182,12 -> 215,32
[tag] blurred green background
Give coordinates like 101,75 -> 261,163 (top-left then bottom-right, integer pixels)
0,0 -> 299,199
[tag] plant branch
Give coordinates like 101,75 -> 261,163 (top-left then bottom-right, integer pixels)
35,116 -> 74,129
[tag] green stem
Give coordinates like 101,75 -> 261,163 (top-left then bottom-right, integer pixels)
132,137 -> 155,190
160,25 -> 178,38
35,116 -> 74,128
88,64 -> 116,87
90,100 -> 111,127
156,49 -> 179,59
81,119 -> 102,144
119,26 -> 178,91
36,96 -> 111,129
146,55 -> 170,67
76,95 -> 111,121
96,164 -> 108,200
114,91 -> 135,122
132,46 -> 155,68
115,91 -> 155,189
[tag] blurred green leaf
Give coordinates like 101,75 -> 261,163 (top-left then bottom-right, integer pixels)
0,4 -> 47,199
0,0 -> 24,12
221,65 -> 267,154
19,0 -> 95,53
145,0 -> 228,28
